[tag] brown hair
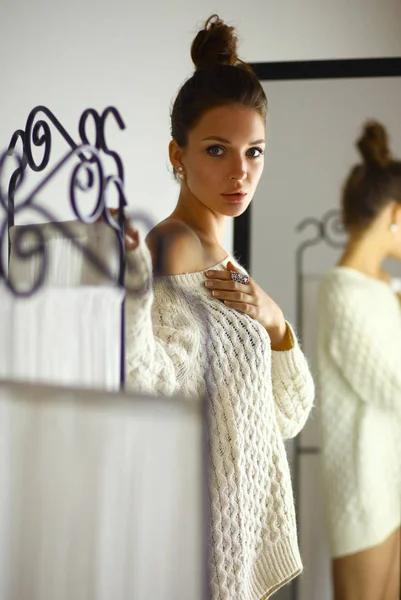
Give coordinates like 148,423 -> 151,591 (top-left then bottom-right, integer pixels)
341,121 -> 401,231
170,15 -> 267,150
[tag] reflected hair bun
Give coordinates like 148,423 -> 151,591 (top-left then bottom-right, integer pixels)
357,120 -> 391,169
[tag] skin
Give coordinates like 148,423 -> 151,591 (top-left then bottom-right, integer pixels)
332,527 -> 400,600
126,103 -> 292,351
333,201 -> 401,600
338,200 -> 401,278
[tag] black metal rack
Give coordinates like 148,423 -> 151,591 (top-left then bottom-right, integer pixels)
0,105 -> 133,387
0,108 -> 213,600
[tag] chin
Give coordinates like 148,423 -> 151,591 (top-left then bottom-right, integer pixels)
219,200 -> 252,218
224,206 -> 248,218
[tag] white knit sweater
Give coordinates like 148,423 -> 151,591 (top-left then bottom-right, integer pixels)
317,267 -> 401,558
125,243 -> 315,599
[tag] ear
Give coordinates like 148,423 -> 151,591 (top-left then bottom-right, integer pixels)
394,202 -> 401,227
168,139 -> 184,171
389,201 -> 401,229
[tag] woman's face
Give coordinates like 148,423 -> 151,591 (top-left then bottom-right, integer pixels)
176,104 -> 266,217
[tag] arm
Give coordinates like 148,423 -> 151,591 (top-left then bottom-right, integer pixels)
124,241 -> 198,395
270,322 -> 315,440
322,280 -> 401,412
124,221 -> 205,395
202,263 -> 315,438
124,242 -> 174,394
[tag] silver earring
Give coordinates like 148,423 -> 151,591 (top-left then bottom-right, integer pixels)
391,223 -> 398,233
177,166 -> 185,180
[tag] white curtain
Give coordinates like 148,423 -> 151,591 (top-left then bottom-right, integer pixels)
0,380 -> 204,600
0,284 -> 124,390
8,220 -> 121,288
2,220 -> 124,389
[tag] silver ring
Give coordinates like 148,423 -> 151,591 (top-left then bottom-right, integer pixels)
230,271 -> 249,285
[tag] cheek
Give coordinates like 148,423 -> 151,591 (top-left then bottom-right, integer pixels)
188,156 -> 222,188
250,160 -> 264,185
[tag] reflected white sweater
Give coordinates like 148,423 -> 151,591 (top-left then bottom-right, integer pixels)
125,244 -> 315,600
317,267 -> 401,557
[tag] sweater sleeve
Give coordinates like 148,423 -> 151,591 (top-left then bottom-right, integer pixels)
123,242 -> 196,396
271,323 -> 315,440
323,282 -> 401,412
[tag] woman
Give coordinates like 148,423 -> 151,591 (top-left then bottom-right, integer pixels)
317,121 -> 401,600
123,15 -> 314,599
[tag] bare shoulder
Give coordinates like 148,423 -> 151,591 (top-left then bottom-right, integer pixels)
145,218 -> 204,275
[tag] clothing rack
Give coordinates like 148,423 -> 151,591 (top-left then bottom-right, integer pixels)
0,106 -> 210,600
0,105 -> 133,388
292,208 -> 345,600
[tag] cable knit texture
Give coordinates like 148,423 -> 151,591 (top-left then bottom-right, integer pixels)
317,267 -> 401,558
125,243 -> 314,599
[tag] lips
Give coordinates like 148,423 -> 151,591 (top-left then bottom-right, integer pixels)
221,192 -> 247,203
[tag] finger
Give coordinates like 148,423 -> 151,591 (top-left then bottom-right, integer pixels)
223,300 -> 256,317
125,221 -> 138,238
209,289 -> 257,306
124,220 -> 139,249
206,262 -> 251,285
205,272 -> 251,287
205,278 -> 251,293
227,260 -> 243,273
227,260 -> 250,278
205,269 -> 232,280
125,230 -> 139,251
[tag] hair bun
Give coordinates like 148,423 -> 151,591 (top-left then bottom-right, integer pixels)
191,15 -> 238,70
357,120 -> 391,169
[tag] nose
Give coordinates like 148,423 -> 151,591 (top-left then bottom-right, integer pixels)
229,156 -> 248,182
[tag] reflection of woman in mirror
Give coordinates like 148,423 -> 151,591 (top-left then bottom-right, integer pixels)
122,14 -> 315,600
317,121 -> 401,600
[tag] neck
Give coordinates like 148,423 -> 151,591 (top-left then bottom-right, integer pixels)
171,190 -> 226,248
339,233 -> 388,282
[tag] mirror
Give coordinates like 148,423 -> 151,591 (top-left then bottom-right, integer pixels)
236,57 -> 401,600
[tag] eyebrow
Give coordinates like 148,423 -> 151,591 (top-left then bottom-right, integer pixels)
202,136 -> 265,145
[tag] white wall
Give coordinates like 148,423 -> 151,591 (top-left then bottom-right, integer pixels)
1,0 -> 401,241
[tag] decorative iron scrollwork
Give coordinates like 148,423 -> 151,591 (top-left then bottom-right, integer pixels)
0,105 -> 129,296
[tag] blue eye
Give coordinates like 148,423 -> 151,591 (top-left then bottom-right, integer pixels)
206,145 -> 225,157
247,147 -> 264,159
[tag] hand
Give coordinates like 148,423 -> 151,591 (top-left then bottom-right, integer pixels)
123,219 -> 139,252
98,208 -> 139,252
204,261 -> 293,351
